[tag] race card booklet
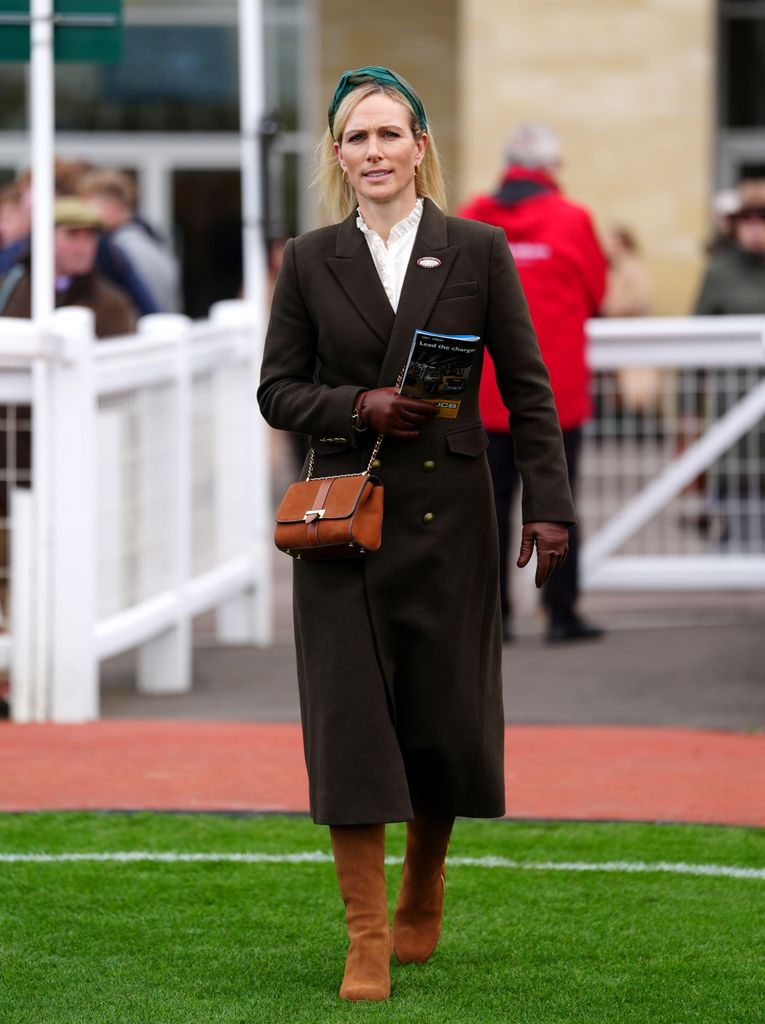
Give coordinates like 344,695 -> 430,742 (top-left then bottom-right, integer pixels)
399,329 -> 481,418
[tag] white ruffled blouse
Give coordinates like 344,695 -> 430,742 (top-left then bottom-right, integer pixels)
356,198 -> 423,311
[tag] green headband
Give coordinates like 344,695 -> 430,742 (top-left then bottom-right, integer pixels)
328,66 -> 428,137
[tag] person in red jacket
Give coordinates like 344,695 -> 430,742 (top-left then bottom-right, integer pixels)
459,123 -> 606,642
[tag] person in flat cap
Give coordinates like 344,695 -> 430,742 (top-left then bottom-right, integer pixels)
0,196 -> 137,337
695,179 -> 765,316
258,67 -> 574,1002
694,178 -> 765,549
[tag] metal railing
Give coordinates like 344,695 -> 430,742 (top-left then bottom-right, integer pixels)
0,300 -> 272,722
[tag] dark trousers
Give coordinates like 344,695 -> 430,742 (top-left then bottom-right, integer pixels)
487,427 -> 580,624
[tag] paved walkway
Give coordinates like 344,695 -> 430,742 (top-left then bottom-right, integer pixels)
100,596 -> 765,730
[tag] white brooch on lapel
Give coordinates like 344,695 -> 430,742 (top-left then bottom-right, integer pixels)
416,257 -> 442,269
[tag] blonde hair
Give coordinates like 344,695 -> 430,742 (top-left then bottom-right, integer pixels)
315,82 -> 447,223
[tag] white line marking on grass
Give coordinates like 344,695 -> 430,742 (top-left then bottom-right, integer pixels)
0,852 -> 335,864
0,851 -> 763,880
446,856 -> 765,881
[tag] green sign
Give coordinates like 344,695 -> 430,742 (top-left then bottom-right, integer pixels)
0,0 -> 29,62
54,0 -> 122,63
0,0 -> 122,63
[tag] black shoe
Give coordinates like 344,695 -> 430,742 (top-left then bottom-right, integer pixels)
546,615 -> 604,644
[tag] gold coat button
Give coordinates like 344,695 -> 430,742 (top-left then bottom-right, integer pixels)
423,512 -> 434,524
423,460 -> 436,472
371,459 -> 382,470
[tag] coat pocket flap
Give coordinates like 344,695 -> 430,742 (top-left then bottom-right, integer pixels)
445,423 -> 490,457
439,280 -> 479,300
276,475 -> 372,523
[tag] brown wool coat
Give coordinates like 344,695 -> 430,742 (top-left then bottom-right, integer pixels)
258,199 -> 575,825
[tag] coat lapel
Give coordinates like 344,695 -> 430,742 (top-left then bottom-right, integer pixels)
376,199 -> 458,386
327,211 -> 396,345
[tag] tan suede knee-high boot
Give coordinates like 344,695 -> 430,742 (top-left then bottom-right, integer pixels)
329,824 -> 391,1002
392,814 -> 454,964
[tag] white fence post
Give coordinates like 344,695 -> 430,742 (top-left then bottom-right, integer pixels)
210,300 -> 273,645
48,307 -> 98,722
135,314 -> 192,694
96,409 -> 127,617
10,488 -> 36,722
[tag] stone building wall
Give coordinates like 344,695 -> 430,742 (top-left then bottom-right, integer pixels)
458,0 -> 715,313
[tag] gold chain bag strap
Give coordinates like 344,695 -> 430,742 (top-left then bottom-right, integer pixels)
274,432 -> 385,560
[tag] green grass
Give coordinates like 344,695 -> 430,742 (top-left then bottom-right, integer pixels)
0,813 -> 763,1023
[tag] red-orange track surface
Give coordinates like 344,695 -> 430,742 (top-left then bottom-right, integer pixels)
1,722 -> 763,826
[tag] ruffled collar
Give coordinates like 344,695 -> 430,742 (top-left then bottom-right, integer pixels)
356,198 -> 423,247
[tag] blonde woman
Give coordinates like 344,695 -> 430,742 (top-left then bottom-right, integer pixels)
258,67 -> 574,1002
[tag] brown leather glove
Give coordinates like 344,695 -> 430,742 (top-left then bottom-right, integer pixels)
356,387 -> 438,439
517,521 -> 570,588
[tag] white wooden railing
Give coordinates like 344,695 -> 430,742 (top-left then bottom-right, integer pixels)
582,316 -> 765,590
0,300 -> 272,722
2,310 -> 763,721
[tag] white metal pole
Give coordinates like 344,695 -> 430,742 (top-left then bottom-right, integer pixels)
30,0 -> 54,322
29,0 -> 55,718
238,0 -> 266,310
236,2 -> 272,646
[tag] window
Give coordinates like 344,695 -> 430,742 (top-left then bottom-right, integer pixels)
720,3 -> 765,128
718,0 -> 765,185
56,26 -> 240,133
0,2 -> 312,137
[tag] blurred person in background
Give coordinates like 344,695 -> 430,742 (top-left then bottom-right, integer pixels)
706,188 -> 741,256
459,123 -> 606,643
79,168 -> 181,315
602,225 -> 653,318
602,225 -> 659,417
54,157 -> 93,197
0,176 -> 31,275
259,67 -> 573,1002
1,158 -> 112,276
695,179 -> 765,315
0,195 -> 137,334
693,178 -> 765,548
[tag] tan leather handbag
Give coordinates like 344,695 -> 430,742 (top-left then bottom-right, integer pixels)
274,436 -> 384,560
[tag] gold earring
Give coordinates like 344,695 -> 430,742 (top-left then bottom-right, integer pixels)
342,169 -> 349,183
414,164 -> 419,176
